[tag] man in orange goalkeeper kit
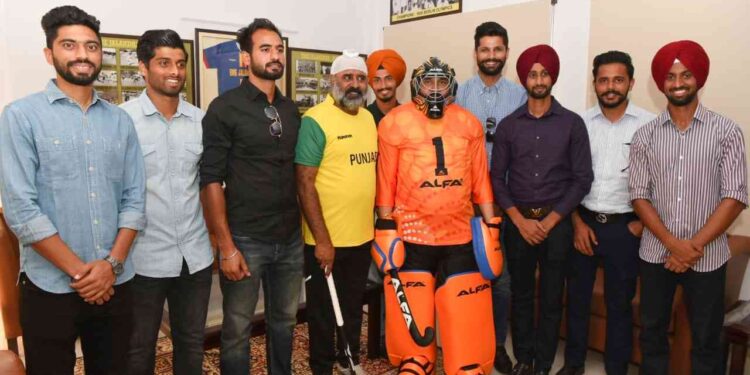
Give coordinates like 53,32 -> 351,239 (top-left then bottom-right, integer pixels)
373,56 -> 503,375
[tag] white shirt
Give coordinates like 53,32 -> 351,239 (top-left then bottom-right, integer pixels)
580,102 -> 655,213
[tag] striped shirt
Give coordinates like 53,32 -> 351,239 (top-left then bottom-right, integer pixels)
629,104 -> 748,271
456,75 -> 527,161
581,102 -> 655,214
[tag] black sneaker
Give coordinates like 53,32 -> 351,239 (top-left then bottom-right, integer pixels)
511,362 -> 533,375
554,365 -> 584,375
494,346 -> 513,374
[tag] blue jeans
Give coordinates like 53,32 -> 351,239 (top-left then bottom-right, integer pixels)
492,230 -> 511,348
127,262 -> 212,375
219,232 -> 304,375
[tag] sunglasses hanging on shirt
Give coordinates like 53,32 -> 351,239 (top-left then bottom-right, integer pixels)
264,106 -> 283,138
485,117 -> 497,143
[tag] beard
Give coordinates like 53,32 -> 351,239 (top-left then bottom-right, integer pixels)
251,59 -> 284,80
375,88 -> 395,102
53,57 -> 101,86
528,84 -> 551,99
666,87 -> 698,107
477,58 -> 505,76
597,90 -> 628,109
332,83 -> 365,111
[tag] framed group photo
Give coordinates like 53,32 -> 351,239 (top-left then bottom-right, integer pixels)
390,0 -> 462,24
96,33 -> 195,105
286,48 -> 366,114
195,28 -> 288,110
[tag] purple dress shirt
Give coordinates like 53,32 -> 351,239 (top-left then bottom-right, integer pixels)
490,97 -> 593,216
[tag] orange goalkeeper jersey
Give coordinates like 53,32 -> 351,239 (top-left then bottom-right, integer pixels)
376,102 -> 493,246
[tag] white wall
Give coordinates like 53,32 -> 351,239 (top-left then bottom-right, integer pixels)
0,0 -> 12,108
549,0 -> 591,113
369,0 -> 591,113
0,0 -> 591,111
0,0 -> 380,108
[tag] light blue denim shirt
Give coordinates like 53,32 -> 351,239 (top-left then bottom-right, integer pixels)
120,91 -> 213,278
0,80 -> 146,293
456,75 -> 527,162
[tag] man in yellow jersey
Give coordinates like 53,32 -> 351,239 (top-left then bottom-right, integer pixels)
295,50 -> 378,375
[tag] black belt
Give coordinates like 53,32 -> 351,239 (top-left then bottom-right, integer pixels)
579,206 -> 635,224
518,206 -> 553,219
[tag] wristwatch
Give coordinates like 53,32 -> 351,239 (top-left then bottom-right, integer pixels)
104,255 -> 124,276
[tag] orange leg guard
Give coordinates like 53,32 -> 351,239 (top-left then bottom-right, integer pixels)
384,271 -> 437,371
398,355 -> 435,375
436,272 -> 495,375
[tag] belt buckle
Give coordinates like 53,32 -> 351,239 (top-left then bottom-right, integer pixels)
530,208 -> 543,219
595,213 -> 608,224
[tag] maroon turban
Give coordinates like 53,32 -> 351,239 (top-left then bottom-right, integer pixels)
651,40 -> 710,93
516,44 -> 560,85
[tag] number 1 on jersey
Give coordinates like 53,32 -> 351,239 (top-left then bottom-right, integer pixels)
432,137 -> 448,176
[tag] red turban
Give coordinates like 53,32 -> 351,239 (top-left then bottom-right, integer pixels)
651,40 -> 710,93
516,44 -> 560,85
366,49 -> 407,86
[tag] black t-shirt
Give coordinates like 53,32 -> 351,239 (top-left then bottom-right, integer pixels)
366,101 -> 391,126
200,79 -> 301,242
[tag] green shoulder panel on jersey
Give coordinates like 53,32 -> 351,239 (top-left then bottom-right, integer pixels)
294,116 -> 326,167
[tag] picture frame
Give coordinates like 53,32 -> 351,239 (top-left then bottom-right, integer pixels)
390,0 -> 462,25
96,33 -> 195,105
195,28 -> 288,110
286,47 -> 366,114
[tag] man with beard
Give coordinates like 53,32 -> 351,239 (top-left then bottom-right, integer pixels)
365,49 -> 406,125
457,22 -> 526,160
200,18 -> 303,374
630,40 -> 747,375
556,51 -> 653,375
456,22 -> 527,374
490,45 -> 593,375
295,51 -> 378,374
120,29 -> 213,375
0,6 -> 145,374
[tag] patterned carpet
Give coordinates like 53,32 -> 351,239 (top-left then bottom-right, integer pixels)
74,314 -> 398,374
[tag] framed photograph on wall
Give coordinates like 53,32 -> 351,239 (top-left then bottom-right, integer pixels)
286,48 -> 366,114
195,28 -> 288,110
96,33 -> 195,104
390,0 -> 462,25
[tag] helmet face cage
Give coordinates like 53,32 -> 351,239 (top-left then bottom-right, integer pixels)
411,57 -> 457,119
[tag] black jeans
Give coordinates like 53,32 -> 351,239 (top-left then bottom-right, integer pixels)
639,260 -> 726,375
304,241 -> 372,375
19,273 -> 132,375
505,215 -> 572,371
564,214 -> 640,375
127,262 -> 212,375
